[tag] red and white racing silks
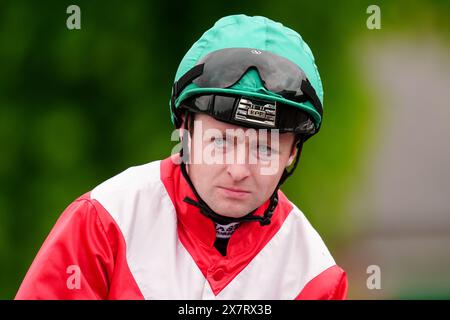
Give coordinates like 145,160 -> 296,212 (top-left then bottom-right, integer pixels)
15,156 -> 347,300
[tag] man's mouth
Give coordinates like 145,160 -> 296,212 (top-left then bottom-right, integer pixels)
217,186 -> 251,199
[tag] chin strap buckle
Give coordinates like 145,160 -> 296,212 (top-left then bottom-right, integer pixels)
259,192 -> 279,226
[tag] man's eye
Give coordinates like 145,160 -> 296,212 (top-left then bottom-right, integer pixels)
258,144 -> 272,155
213,137 -> 226,148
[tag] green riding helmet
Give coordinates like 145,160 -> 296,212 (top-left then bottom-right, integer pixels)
169,14 -> 324,140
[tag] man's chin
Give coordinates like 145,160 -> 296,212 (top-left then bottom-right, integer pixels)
211,204 -> 256,219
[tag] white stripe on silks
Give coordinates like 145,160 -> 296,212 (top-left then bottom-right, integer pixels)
201,279 -> 216,300
215,205 -> 336,300
91,161 -> 207,299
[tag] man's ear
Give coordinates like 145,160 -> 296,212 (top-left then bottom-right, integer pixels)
180,113 -> 186,125
286,136 -> 300,167
286,147 -> 297,167
179,113 -> 186,141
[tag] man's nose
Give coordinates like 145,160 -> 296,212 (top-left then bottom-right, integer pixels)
226,163 -> 251,181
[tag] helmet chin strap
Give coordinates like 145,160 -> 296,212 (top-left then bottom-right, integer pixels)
179,111 -> 304,226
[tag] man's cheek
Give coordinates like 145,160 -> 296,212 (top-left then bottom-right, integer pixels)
259,154 -> 281,176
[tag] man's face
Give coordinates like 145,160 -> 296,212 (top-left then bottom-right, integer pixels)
184,113 -> 297,218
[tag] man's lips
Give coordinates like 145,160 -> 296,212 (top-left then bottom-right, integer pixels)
217,186 -> 251,199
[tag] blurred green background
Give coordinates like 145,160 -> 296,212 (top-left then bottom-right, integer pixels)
1,0 -> 449,299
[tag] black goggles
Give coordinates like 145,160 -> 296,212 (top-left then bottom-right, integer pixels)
181,94 -> 316,135
172,47 -> 323,119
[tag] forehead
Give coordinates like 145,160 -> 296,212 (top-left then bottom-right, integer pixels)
195,113 -> 249,131
193,113 -> 295,143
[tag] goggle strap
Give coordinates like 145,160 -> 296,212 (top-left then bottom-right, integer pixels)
171,64 -> 205,128
300,79 -> 323,117
173,63 -> 205,98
